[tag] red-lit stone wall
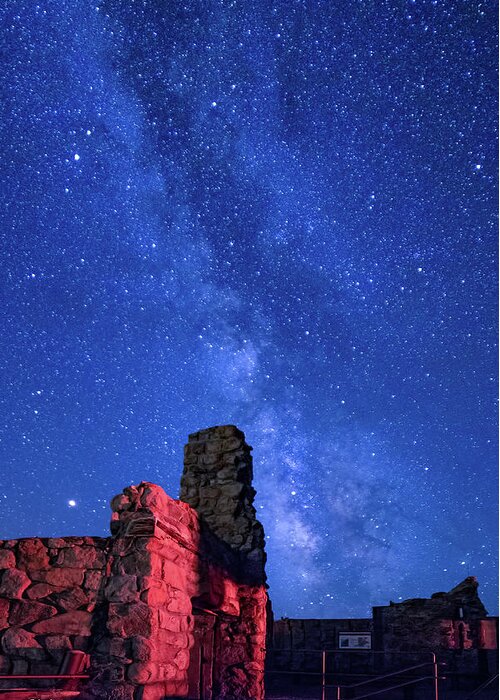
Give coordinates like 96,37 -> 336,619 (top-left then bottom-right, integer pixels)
0,536 -> 107,675
0,425 -> 268,700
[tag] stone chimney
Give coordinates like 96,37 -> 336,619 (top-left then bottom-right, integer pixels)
179,425 -> 266,585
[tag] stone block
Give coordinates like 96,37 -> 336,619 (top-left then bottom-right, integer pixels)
110,493 -> 132,512
83,570 -> 103,591
157,611 -> 187,632
0,568 -> 31,598
96,636 -> 129,659
105,575 -> 138,603
43,635 -> 73,654
56,546 -> 106,569
11,659 -> 28,674
30,568 -> 85,587
175,648 -> 190,671
1,628 -> 43,657
118,550 -> 155,577
17,539 -> 49,570
156,628 -> 190,649
0,599 -> 8,630
73,635 -> 91,651
47,538 -> 71,548
31,610 -> 92,635
128,660 -> 178,684
162,562 -> 188,589
139,483 -> 175,513
26,582 -> 55,599
9,600 -> 57,626
166,595 -> 191,614
140,586 -> 168,607
131,635 -> 154,662
222,436 -> 243,452
0,550 -> 16,569
107,602 -> 154,638
50,587 -> 89,611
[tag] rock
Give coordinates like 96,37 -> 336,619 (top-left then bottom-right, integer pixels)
26,582 -> 55,599
31,610 -> 92,635
158,611 -> 186,632
96,637 -> 129,658
131,636 -> 154,662
56,546 -> 106,569
1,628 -> 42,656
0,568 -> 31,598
107,603 -> 153,638
110,494 -> 132,512
139,483 -> 174,512
9,601 -> 57,626
43,635 -> 72,653
84,570 -> 103,591
105,575 -> 137,603
30,568 -> 85,587
0,599 -> 9,630
17,539 -> 49,569
50,587 -> 89,611
0,550 -> 16,569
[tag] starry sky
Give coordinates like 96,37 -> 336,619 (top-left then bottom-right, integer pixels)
1,0 -> 497,618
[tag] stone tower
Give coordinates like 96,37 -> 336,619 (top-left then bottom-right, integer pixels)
180,424 -> 266,586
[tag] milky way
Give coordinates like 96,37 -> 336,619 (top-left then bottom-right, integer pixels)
1,1 -> 497,617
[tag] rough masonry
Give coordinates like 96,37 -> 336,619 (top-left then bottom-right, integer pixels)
0,425 -> 268,700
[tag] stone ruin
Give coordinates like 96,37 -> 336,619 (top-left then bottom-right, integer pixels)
267,577 -> 497,684
0,425 -> 268,700
372,576 -> 496,653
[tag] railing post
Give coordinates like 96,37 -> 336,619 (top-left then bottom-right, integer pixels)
432,652 -> 438,700
322,650 -> 326,700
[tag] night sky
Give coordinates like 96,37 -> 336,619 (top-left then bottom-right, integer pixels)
1,1 -> 497,618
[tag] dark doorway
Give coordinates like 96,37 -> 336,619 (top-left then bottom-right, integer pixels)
187,608 -> 218,700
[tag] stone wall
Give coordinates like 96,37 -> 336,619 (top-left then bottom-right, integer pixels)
0,536 -> 107,675
267,618 -> 373,674
372,577 -> 492,652
0,425 -> 268,700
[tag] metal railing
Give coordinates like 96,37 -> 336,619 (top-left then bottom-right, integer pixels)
465,674 -> 499,699
266,648 -> 445,700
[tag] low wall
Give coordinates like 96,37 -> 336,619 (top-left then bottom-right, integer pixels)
0,481 -> 267,700
0,536 -> 108,675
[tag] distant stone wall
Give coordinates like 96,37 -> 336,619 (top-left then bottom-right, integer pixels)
268,618 -> 373,673
0,536 -> 107,675
373,577 -> 492,652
